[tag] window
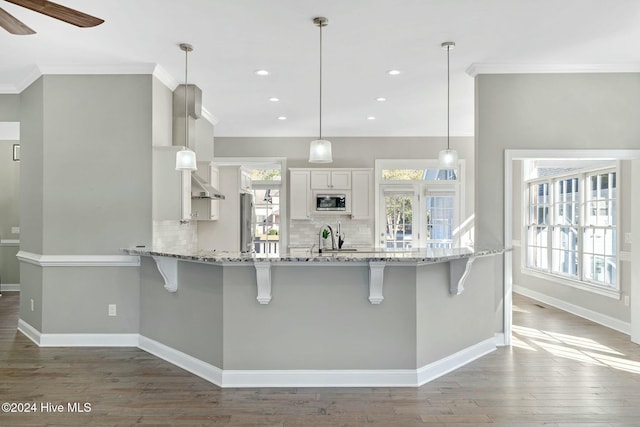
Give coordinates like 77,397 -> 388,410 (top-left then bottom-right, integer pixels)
377,159 -> 463,249
425,191 -> 456,248
251,187 -> 280,254
525,166 -> 617,292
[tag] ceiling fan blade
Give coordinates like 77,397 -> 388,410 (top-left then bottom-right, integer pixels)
0,6 -> 35,34
5,0 -> 104,27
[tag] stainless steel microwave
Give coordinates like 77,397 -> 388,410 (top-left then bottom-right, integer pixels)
315,193 -> 347,211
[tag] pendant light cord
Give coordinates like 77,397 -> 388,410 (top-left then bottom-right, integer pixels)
184,47 -> 189,150
319,21 -> 323,140
446,44 -> 450,151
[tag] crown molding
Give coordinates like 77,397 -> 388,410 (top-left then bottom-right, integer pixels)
466,63 -> 640,77
151,64 -> 179,91
201,106 -> 219,126
3,63 -> 220,126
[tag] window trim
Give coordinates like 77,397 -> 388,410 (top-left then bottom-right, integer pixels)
522,164 -> 619,297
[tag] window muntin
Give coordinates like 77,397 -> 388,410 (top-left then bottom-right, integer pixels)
425,192 -> 455,249
525,168 -> 617,291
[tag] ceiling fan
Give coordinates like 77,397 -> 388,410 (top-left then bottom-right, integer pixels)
0,0 -> 104,35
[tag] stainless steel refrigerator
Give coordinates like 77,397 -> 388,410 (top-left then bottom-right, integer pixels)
239,192 -> 255,253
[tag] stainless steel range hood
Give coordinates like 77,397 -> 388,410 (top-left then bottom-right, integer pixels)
192,172 -> 225,200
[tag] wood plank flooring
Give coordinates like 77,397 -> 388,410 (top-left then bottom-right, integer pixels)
2,291 -> 640,426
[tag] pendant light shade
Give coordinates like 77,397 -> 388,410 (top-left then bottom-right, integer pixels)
438,148 -> 458,168
176,146 -> 197,170
309,139 -> 333,163
309,17 -> 332,163
438,41 -> 458,170
176,43 -> 197,171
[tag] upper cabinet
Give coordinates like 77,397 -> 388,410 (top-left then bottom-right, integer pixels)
350,170 -> 373,219
310,170 -> 351,190
290,170 -> 311,220
240,167 -> 252,192
290,168 -> 372,219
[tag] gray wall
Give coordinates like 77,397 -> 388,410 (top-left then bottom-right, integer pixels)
140,257 -> 224,367
40,75 -> 152,254
0,95 -> 20,121
476,73 -> 640,330
17,74 -> 156,333
0,98 -> 21,273
138,258 -> 497,371
416,256 -> 496,367
20,78 -> 44,254
0,139 -> 20,285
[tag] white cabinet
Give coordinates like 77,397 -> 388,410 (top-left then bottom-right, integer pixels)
240,167 -> 252,192
311,170 -> 351,190
350,170 -> 373,219
153,146 -> 191,222
191,162 -> 220,220
290,170 -> 311,219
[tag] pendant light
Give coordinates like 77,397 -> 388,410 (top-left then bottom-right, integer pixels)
438,41 -> 458,170
308,17 -> 333,163
175,42 -> 197,171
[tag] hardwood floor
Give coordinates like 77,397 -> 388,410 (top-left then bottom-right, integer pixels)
2,291 -> 640,426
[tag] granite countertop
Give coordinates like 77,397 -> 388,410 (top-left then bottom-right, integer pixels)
122,247 -> 505,264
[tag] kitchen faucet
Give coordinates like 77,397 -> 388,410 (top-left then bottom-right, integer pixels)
318,224 -> 336,253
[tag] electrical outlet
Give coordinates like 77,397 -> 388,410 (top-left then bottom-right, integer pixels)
625,232 -> 632,244
11,226 -> 19,234
30,298 -> 34,312
624,295 -> 630,306
108,304 -> 117,317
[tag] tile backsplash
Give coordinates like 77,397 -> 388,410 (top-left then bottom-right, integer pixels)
153,220 -> 197,253
289,217 -> 373,248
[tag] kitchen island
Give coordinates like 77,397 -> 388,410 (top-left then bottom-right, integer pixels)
124,247 -> 504,387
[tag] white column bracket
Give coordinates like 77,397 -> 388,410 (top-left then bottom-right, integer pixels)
152,256 -> 178,293
254,262 -> 272,304
449,257 -> 476,295
368,261 -> 386,304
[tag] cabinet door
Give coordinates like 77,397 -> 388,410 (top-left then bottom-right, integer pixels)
310,170 -> 351,189
240,168 -> 252,191
330,170 -> 351,189
290,170 -> 311,219
310,170 -> 332,189
351,170 -> 372,219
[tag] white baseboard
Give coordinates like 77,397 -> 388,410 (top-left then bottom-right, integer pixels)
0,284 -> 20,291
17,319 -> 139,347
514,285 -> 631,335
416,337 -> 496,386
17,319 -> 41,345
15,320 -> 496,388
494,332 -> 507,347
138,335 -> 223,387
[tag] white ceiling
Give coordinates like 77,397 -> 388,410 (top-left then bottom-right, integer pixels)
2,0 -> 640,137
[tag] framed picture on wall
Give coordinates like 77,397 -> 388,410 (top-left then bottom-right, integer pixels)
13,144 -> 19,161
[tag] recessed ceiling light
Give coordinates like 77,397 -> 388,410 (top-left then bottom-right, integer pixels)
367,116 -> 376,120
375,97 -> 387,102
277,116 -> 287,120
387,70 -> 401,76
269,97 -> 280,102
255,69 -> 270,76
